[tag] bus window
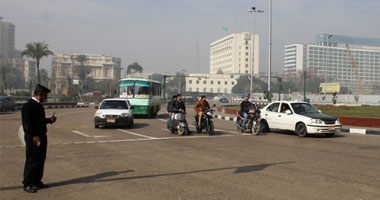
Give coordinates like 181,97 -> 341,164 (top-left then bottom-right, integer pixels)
135,86 -> 150,98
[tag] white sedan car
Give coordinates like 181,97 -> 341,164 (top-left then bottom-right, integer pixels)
260,101 -> 341,137
94,99 -> 134,128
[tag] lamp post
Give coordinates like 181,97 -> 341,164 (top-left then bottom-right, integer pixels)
319,34 -> 333,104
268,0 -> 272,102
248,6 -> 264,102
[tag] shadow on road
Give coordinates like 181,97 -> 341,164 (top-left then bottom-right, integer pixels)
270,130 -> 346,138
0,162 -> 294,191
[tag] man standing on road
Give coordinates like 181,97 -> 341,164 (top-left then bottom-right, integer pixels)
194,95 -> 210,126
172,94 -> 192,134
167,95 -> 177,126
21,84 -> 57,193
240,96 -> 253,127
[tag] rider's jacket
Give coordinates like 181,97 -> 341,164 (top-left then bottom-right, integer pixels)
240,100 -> 253,113
194,100 -> 210,112
172,100 -> 186,112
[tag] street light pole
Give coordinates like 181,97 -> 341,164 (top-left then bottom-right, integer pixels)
268,0 -> 272,102
320,34 -> 333,104
248,6 -> 264,102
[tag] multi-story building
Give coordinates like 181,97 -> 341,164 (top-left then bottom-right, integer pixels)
284,34 -> 380,94
9,58 -> 36,86
210,32 -> 259,75
0,19 -> 18,59
52,53 -> 122,92
185,73 -> 240,94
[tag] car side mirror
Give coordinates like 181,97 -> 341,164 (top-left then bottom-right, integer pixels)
95,106 -> 99,109
213,104 -> 216,107
285,110 -> 292,115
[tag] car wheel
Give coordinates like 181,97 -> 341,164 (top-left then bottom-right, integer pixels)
325,133 -> 335,137
95,124 -> 99,128
260,120 -> 270,132
295,123 -> 308,137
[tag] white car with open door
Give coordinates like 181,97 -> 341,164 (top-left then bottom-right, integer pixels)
260,101 -> 341,137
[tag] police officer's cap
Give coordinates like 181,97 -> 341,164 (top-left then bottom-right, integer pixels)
34,84 -> 51,94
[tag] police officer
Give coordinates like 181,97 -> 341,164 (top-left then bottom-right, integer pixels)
21,84 -> 57,193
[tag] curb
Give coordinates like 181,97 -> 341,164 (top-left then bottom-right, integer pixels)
17,105 -> 89,110
213,113 -> 380,136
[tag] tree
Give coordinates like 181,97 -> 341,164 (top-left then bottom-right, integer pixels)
72,55 -> 91,81
40,69 -> 50,87
127,62 -> 143,76
232,75 -> 266,94
21,41 -> 54,84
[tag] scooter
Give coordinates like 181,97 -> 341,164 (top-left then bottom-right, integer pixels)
234,105 -> 261,135
193,107 -> 215,136
167,109 -> 188,136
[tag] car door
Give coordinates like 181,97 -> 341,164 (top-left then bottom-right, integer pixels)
263,103 -> 280,129
277,103 -> 296,130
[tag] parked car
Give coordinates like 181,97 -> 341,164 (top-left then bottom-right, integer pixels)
260,101 -> 341,137
0,96 -> 17,112
94,99 -> 134,128
219,97 -> 229,103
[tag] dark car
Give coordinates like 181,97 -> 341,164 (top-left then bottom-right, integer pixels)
0,96 -> 17,112
219,98 -> 229,103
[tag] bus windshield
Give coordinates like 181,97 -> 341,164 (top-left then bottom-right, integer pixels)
119,80 -> 150,99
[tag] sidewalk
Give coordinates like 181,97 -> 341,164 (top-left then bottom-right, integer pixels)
213,109 -> 380,135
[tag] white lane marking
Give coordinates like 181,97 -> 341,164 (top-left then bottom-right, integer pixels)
71,130 -> 90,137
117,129 -> 157,139
18,125 -> 25,146
94,135 -> 107,138
158,118 -> 167,122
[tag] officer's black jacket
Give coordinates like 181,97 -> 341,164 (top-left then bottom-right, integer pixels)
22,99 -> 52,139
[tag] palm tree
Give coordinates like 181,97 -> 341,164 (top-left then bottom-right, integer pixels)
72,54 -> 91,81
21,41 -> 54,84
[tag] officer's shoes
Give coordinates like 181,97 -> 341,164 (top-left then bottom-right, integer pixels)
23,185 -> 37,193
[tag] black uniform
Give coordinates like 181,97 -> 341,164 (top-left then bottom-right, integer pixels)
21,99 -> 52,187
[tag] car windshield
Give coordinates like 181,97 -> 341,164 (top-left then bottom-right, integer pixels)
100,101 -> 128,109
291,103 -> 319,114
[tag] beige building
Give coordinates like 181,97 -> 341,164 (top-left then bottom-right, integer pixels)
185,73 -> 240,94
210,32 -> 259,75
9,58 -> 36,85
0,20 -> 19,59
52,53 -> 121,92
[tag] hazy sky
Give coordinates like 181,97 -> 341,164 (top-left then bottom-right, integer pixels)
1,0 -> 380,74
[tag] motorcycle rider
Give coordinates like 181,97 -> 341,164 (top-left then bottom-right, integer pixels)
167,95 -> 177,126
194,95 -> 210,126
172,94 -> 192,134
240,96 -> 253,127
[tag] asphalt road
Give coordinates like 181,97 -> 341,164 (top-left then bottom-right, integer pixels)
1,106 -> 380,200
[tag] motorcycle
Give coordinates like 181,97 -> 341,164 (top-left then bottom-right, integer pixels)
166,109 -> 188,136
233,105 -> 261,135
193,107 -> 215,136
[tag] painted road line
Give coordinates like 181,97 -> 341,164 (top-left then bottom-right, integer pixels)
94,135 -> 108,138
117,129 -> 157,139
71,130 -> 90,137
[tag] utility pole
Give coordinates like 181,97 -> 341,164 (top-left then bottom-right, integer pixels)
303,71 -> 307,102
268,0 -> 272,102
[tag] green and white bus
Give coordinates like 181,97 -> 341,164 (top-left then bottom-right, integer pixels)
119,78 -> 161,116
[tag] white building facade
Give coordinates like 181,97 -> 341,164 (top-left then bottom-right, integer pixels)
52,53 -> 121,92
210,32 -> 259,75
283,44 -> 304,79
185,73 -> 240,94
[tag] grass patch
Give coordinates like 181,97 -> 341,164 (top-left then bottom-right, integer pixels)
222,104 -> 380,118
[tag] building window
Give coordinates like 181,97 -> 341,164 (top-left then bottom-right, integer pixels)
246,52 -> 248,56
196,88 -> 199,92
203,80 -> 206,84
211,88 -> 213,93
189,80 -> 192,84
211,81 -> 214,84
196,80 -> 199,84
232,81 -> 235,85
245,41 -> 248,45
218,81 -> 221,85
203,88 -> 206,92
225,81 -> 227,85
245,70 -> 248,73
246,58 -> 248,62
246,46 -> 249,50
245,64 -> 248,67
189,87 -> 192,92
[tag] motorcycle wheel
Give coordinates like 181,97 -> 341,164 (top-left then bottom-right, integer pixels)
166,121 -> 171,130
196,126 -> 202,133
252,121 -> 261,136
207,121 -> 214,136
177,126 -> 186,136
